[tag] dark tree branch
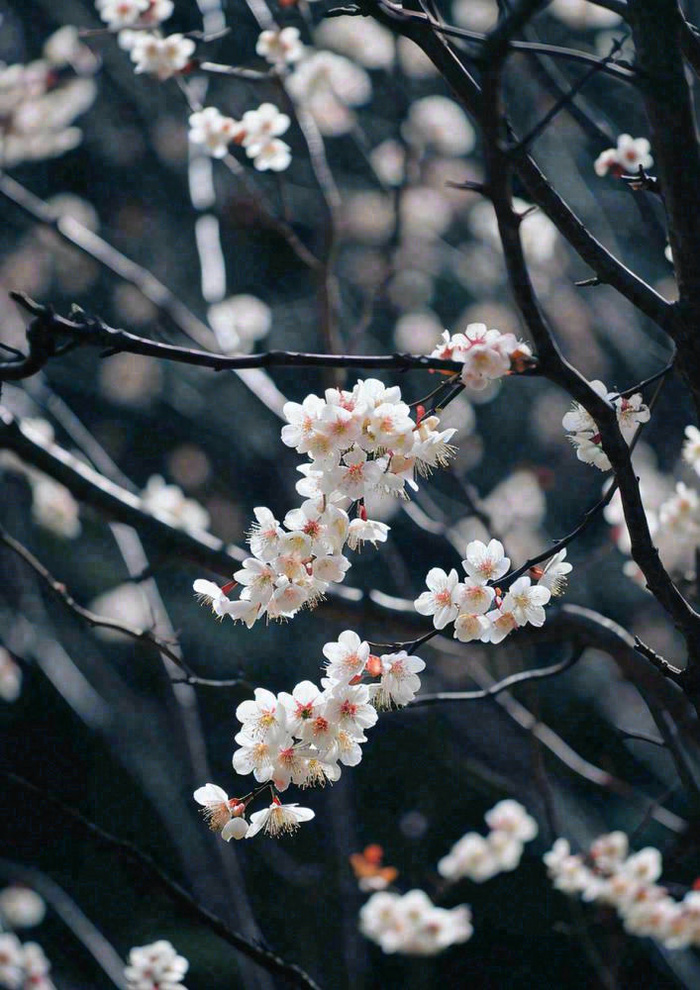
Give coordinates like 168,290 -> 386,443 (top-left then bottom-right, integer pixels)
0,524 -> 247,688
360,0 -> 672,331
0,771 -> 322,990
2,294 -> 466,381
409,647 -> 583,706
477,14 -> 700,701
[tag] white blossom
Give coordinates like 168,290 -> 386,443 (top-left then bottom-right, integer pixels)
188,107 -> 241,159
245,801 -> 315,838
256,28 -> 305,65
462,539 -> 510,584
0,887 -> 45,928
125,940 -> 188,990
129,33 -> 195,80
595,134 -> 653,177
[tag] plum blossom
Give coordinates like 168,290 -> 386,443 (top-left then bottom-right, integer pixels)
124,940 -> 188,989
0,887 -> 46,928
430,325 -> 532,391
462,539 -> 510,584
246,800 -> 315,838
256,28 -> 305,65
369,651 -> 426,708
563,381 -> 650,470
414,568 -> 463,629
360,890 -> 473,956
500,576 -> 551,628
595,134 -> 653,177
682,424 -> 700,475
188,107 -> 242,159
129,33 -> 195,80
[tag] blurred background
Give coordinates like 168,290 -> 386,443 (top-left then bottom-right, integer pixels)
1,0 -> 699,986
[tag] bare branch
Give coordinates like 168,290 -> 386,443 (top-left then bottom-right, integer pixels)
0,771 -> 322,990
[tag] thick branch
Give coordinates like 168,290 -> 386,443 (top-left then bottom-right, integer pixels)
361,0 -> 672,330
2,294 -> 464,381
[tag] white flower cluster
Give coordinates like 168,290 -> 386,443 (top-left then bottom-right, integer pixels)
194,630 -> 425,839
0,30 -> 97,168
545,832 -> 700,950
562,380 -> 650,470
96,0 -> 173,29
256,27 -> 305,66
95,0 -> 195,82
188,103 -> 291,172
429,325 -> 533,391
286,51 -> 372,137
125,940 -> 188,990
194,379 -> 456,626
438,800 -> 538,883
141,475 -> 210,533
0,935 -> 55,990
359,890 -> 473,956
594,135 -> 653,177
414,541 -> 569,645
128,33 -> 195,80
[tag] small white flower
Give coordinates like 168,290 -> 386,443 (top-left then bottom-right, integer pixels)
682,424 -> 700,475
484,800 -> 538,843
500,576 -> 551,628
188,106 -> 242,159
462,539 -> 510,584
192,578 -> 235,619
370,651 -> 425,708
125,939 -> 188,989
256,27 -> 305,65
414,568 -> 463,629
0,887 -> 45,928
0,933 -> 24,988
346,516 -> 390,550
0,648 -> 21,702
536,549 -> 572,597
323,630 -> 370,685
129,32 -> 195,81
236,687 -> 286,738
245,800 -> 315,838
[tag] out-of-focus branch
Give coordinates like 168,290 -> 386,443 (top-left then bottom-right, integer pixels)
359,0 -> 672,331
0,404 -> 246,577
2,293 -> 466,380
0,771 -> 322,990
0,859 -> 126,989
0,524 -> 246,687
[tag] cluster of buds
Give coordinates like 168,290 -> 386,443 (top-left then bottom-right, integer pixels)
188,103 -> 292,171
429,324 -> 533,391
562,380 -> 650,471
545,832 -> 700,950
193,378 -> 456,627
194,630 -> 424,839
414,540 -> 570,645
